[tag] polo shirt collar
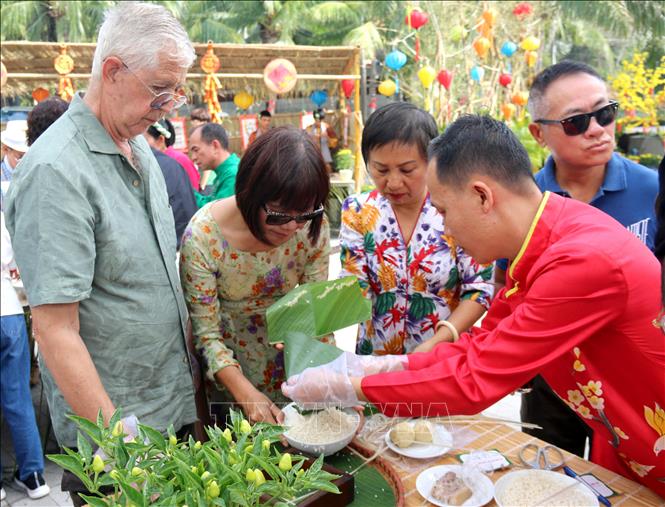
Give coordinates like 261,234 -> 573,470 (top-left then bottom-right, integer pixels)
543,153 -> 627,200
69,93 -> 131,156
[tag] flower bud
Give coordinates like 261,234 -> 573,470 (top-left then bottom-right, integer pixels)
245,468 -> 256,482
206,480 -> 220,498
254,469 -> 266,486
111,421 -> 124,437
222,428 -> 233,443
92,455 -> 105,474
169,434 -> 178,446
278,453 -> 292,472
240,419 -> 252,434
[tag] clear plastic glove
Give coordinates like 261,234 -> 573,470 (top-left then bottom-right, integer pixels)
352,353 -> 408,375
281,353 -> 360,409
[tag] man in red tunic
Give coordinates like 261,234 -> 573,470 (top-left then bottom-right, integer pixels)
283,115 -> 664,496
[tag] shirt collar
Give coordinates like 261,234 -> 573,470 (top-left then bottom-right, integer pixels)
543,153 -> 627,199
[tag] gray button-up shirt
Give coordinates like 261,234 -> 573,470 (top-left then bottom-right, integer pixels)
5,93 -> 196,447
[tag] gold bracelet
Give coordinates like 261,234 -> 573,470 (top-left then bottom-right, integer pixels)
435,320 -> 460,342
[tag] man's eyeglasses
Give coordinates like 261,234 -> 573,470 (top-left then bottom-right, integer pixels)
535,101 -> 619,136
263,204 -> 325,226
122,62 -> 187,111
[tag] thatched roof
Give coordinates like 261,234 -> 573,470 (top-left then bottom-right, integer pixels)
0,41 -> 360,99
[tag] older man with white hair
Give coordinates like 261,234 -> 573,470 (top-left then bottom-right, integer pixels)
5,3 -> 198,504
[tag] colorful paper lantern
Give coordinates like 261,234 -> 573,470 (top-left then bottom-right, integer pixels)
385,50 -> 407,71
481,10 -> 497,27
437,70 -> 453,90
501,103 -> 517,121
405,9 -> 429,30
470,66 -> 485,82
513,2 -> 534,18
473,37 -> 491,58
378,79 -> 397,97
520,36 -> 541,51
417,66 -> 436,89
525,51 -> 538,67
233,91 -> 254,110
200,42 -> 221,74
32,87 -> 50,102
450,25 -> 467,42
341,79 -> 355,99
499,73 -> 513,87
500,41 -> 518,57
310,89 -> 328,107
54,44 -> 74,101
511,91 -> 529,106
200,42 -> 222,123
263,58 -> 298,94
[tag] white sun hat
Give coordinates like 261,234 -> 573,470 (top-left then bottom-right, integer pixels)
1,120 -> 29,153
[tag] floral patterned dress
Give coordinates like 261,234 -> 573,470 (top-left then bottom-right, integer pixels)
340,190 -> 494,355
180,204 -> 331,400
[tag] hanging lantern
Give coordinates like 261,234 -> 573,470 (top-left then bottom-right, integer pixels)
378,79 -> 397,97
499,73 -> 512,87
473,37 -> 491,59
385,50 -> 407,71
481,10 -> 497,28
449,25 -> 467,42
501,103 -> 517,121
417,66 -> 436,89
310,89 -> 328,107
511,91 -> 529,106
525,51 -> 538,67
470,66 -> 485,82
500,41 -> 518,57
437,70 -> 453,90
405,9 -> 429,29
233,91 -> 254,110
32,87 -> 50,102
0,61 -> 7,88
513,2 -> 534,18
341,79 -> 355,99
200,42 -> 222,123
263,58 -> 298,94
54,44 -> 75,101
520,36 -> 541,51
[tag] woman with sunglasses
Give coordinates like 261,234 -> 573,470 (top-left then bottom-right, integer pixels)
180,126 -> 331,424
340,103 -> 494,356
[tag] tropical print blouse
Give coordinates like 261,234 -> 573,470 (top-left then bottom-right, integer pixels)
180,204 -> 331,399
340,190 -> 493,355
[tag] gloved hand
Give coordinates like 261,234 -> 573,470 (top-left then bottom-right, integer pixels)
353,353 -> 408,375
281,353 -> 360,409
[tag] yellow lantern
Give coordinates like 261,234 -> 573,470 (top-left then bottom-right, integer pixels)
417,66 -> 436,89
473,37 -> 491,59
378,79 -> 397,97
501,103 -> 516,121
520,36 -> 540,51
525,51 -> 538,68
233,91 -> 254,110
511,91 -> 529,106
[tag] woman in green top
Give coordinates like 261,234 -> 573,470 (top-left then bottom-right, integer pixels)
180,126 -> 332,424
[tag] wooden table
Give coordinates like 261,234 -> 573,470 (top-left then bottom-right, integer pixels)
354,417 -> 662,506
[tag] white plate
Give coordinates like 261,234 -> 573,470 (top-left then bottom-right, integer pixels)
416,464 -> 494,507
384,422 -> 453,459
282,403 -> 361,457
494,469 -> 599,507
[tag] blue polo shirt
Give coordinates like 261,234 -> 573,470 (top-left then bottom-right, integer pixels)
497,153 -> 659,271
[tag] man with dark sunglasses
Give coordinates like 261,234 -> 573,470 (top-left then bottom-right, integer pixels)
518,61 -> 659,459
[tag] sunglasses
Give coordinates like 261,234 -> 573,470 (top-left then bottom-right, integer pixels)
263,204 -> 325,226
535,101 -> 619,136
122,62 -> 187,111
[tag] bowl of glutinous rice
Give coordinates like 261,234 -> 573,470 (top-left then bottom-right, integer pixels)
282,403 -> 361,456
494,469 -> 598,507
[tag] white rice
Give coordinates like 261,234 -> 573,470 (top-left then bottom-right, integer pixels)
499,472 -> 597,506
286,408 -> 357,445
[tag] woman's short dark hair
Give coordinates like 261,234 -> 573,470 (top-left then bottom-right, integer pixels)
146,118 -> 176,147
190,106 -> 211,122
361,102 -> 438,163
27,97 -> 69,146
236,126 -> 329,246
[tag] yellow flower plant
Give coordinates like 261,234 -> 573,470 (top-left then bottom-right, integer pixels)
610,53 -> 665,130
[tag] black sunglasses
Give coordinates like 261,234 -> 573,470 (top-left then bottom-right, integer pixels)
535,101 -> 619,136
263,204 -> 325,226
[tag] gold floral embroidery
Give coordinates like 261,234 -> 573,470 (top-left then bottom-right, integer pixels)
567,389 -> 584,406
573,359 -> 586,372
588,396 -> 605,410
577,405 -> 592,419
644,403 -> 665,456
613,426 -> 629,440
619,453 -> 656,478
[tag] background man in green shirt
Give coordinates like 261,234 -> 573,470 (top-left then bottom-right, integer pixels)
189,122 -> 240,208
5,3 -> 197,505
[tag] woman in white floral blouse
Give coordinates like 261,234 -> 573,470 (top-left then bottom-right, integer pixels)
180,126 -> 332,424
340,103 -> 494,355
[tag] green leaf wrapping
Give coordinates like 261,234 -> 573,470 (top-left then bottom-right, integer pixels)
266,276 -> 371,344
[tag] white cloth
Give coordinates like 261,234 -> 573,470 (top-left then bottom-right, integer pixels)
1,212 -> 23,316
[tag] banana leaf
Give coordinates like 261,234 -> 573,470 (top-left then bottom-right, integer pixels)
283,331 -> 344,378
266,276 -> 371,345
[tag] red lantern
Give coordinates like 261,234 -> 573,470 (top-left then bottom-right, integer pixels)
513,2 -> 534,18
405,9 -> 428,30
341,79 -> 355,99
437,70 -> 453,90
499,73 -> 512,87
